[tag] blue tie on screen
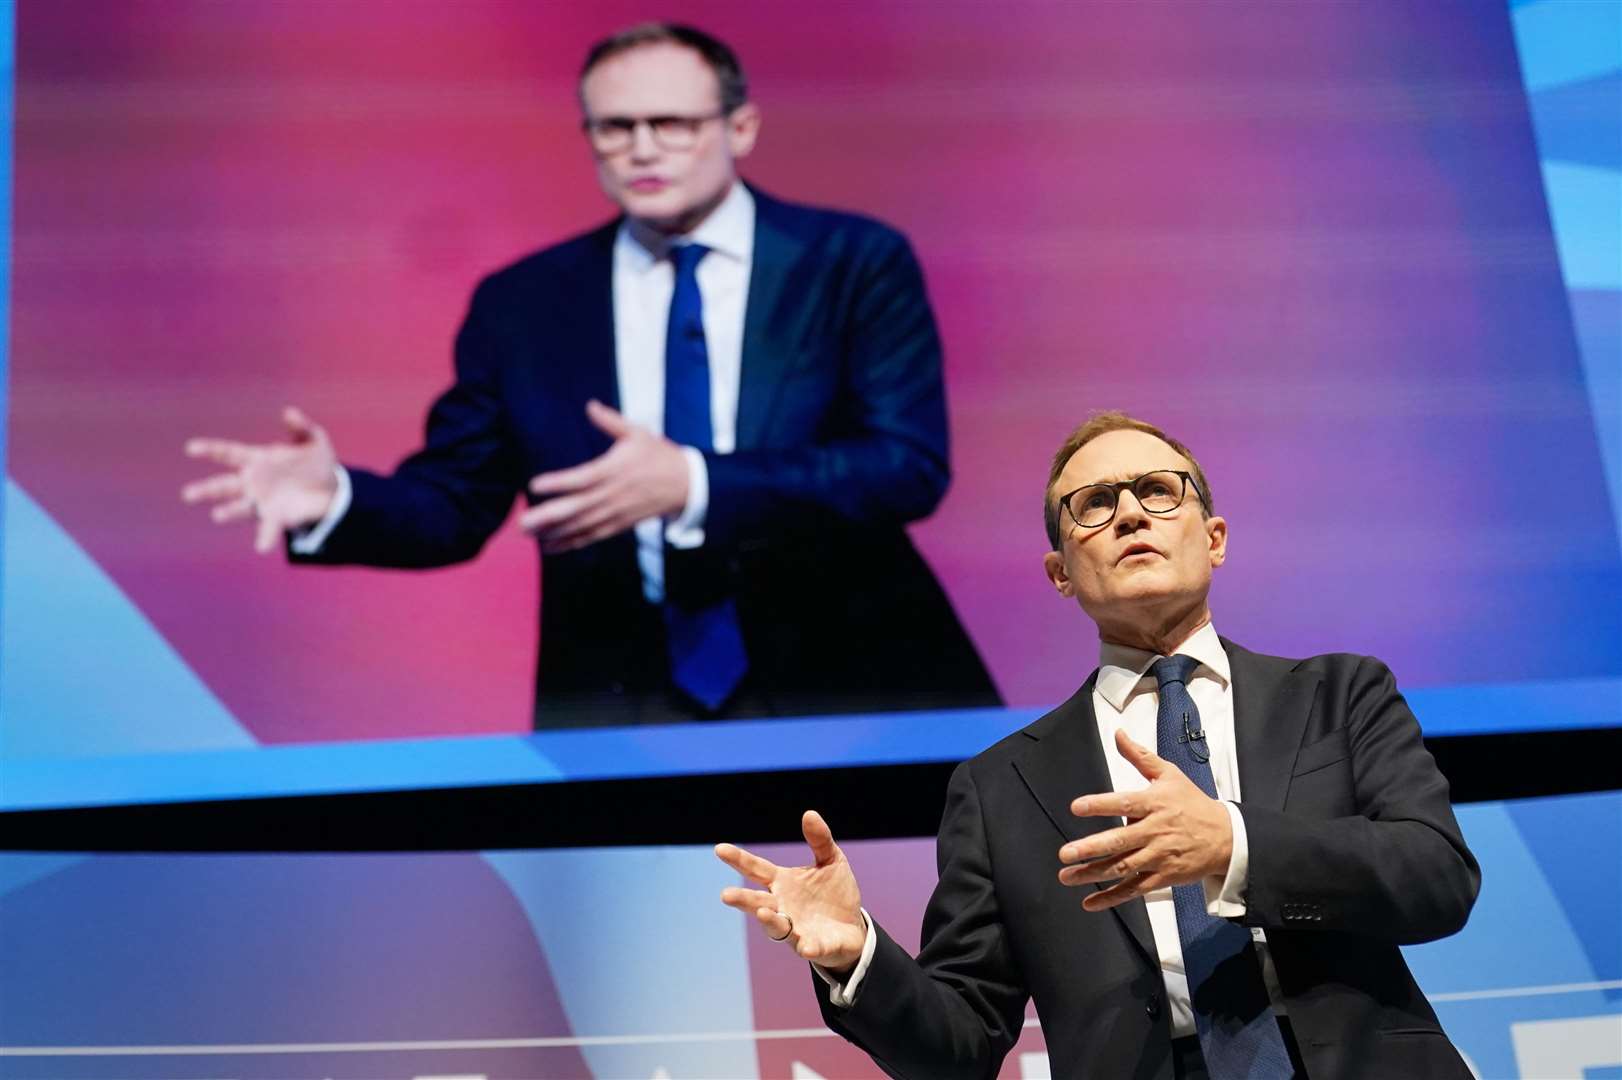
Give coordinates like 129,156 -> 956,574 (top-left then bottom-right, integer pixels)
1151,654 -> 1293,1080
662,243 -> 748,711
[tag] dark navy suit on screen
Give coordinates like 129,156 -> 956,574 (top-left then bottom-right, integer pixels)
292,189 -> 1000,726
818,642 -> 1480,1080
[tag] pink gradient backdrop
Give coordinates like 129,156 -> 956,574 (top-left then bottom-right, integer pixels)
11,1 -> 1617,743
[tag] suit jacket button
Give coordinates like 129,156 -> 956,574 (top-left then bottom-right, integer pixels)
1146,994 -> 1161,1019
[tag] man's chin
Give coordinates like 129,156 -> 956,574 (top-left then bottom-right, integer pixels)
1115,564 -> 1173,588
619,192 -> 696,232
1110,576 -> 1185,607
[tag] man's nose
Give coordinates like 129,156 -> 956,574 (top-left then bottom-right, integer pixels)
627,121 -> 661,161
1113,488 -> 1150,533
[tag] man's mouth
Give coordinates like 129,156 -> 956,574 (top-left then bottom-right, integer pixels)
628,177 -> 669,192
1118,543 -> 1161,564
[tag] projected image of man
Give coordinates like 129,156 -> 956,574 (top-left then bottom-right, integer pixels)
181,23 -> 1000,727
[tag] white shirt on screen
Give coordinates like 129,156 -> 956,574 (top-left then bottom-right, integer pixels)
821,621 -> 1285,1040
293,182 -> 756,607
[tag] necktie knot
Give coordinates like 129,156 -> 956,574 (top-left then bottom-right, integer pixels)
1151,653 -> 1200,690
670,242 -> 709,277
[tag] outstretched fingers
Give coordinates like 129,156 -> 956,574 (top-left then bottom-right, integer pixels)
1082,869 -> 1173,912
254,513 -> 283,555
719,885 -> 775,914
211,496 -> 255,524
801,810 -> 840,866
714,842 -> 779,887
754,905 -> 794,942
182,473 -> 245,505
518,485 -> 610,538
584,399 -> 631,439
281,405 -> 321,441
1059,820 -> 1150,867
1115,727 -> 1169,781
184,438 -> 255,468
528,455 -> 609,498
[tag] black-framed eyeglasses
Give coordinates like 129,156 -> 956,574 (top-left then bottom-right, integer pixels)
582,111 -> 729,154
1058,470 -> 1206,530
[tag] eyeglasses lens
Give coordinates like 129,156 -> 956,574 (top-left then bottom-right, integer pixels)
1069,471 -> 1185,527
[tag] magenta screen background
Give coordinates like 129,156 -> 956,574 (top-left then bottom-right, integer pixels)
10,1 -> 1618,744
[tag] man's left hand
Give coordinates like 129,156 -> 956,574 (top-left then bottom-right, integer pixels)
519,400 -> 691,553
1057,728 -> 1233,911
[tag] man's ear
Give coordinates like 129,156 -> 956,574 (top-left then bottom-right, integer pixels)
1206,514 -> 1228,569
727,103 -> 760,159
1043,549 -> 1074,597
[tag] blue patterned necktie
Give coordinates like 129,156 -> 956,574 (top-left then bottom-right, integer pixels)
1151,654 -> 1293,1079
661,243 -> 747,711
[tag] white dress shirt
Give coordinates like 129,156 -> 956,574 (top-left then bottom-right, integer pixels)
613,181 -> 752,602
294,182 -> 756,607
823,622 -> 1284,1040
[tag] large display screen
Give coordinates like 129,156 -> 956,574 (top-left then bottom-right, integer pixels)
2,791 -> 1619,1078
3,1 -> 1619,808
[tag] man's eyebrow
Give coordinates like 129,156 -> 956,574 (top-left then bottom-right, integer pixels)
1072,468 -> 1181,488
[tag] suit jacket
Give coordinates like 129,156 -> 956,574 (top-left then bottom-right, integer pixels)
817,641 -> 1481,1080
292,189 -> 1000,725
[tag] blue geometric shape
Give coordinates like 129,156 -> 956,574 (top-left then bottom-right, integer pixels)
3,681 -> 1619,812
0,854 -> 85,900
0,732 -> 566,812
1405,794 -> 1622,1079
1541,162 -> 1622,289
0,853 -> 590,1065
1403,678 -> 1622,736
1515,0 -> 1622,563
1529,73 -> 1622,170
1512,0 -> 1622,93
0,479 -> 255,759
1568,290 -> 1622,543
1504,791 -> 1622,983
481,848 -> 760,1080
1405,801 -> 1602,996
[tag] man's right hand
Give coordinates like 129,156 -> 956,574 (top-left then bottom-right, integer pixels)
716,810 -> 867,975
182,406 -> 340,554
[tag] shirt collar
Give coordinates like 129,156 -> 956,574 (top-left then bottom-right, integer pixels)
616,181 -> 755,273
1095,620 -> 1230,714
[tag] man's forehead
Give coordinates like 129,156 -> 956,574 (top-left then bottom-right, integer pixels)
1056,430 -> 1190,488
581,43 -> 721,112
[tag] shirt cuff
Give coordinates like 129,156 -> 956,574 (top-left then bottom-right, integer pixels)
1204,800 -> 1250,917
288,466 -> 352,555
813,908 -> 876,1008
664,446 -> 708,549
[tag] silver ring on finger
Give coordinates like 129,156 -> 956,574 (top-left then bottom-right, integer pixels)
768,912 -> 793,942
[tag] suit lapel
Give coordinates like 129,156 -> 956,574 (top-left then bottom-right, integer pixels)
1006,645 -> 1321,981
1224,638 -> 1322,812
574,223 -> 621,421
540,223 -> 633,584
735,189 -> 801,450
1012,678 -> 1158,967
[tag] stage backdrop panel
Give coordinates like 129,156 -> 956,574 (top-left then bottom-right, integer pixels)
3,0 -> 1619,790
1,791 -> 1618,1079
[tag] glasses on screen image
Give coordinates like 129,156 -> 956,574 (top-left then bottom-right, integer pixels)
1059,470 -> 1207,530
582,112 -> 729,154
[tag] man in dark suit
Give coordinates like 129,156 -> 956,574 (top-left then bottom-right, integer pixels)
717,412 -> 1480,1079
181,23 -> 999,726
